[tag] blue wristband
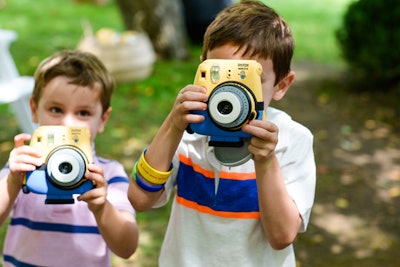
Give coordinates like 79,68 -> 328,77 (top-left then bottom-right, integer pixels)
133,162 -> 164,192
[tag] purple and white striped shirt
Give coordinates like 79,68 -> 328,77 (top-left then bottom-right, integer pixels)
0,152 -> 134,267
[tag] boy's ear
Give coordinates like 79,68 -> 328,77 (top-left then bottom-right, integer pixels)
98,107 -> 112,133
29,97 -> 39,123
272,71 -> 295,101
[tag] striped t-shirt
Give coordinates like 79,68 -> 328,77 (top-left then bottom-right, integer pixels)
0,152 -> 134,267
157,107 -> 316,267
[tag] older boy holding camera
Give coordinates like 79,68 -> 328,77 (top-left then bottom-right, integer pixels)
0,50 -> 138,266
128,1 -> 316,266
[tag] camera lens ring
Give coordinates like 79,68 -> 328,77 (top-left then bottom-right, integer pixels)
208,82 -> 253,130
46,147 -> 86,188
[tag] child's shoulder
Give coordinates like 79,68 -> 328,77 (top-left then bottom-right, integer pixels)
267,106 -> 292,123
93,153 -> 121,166
268,107 -> 313,144
268,107 -> 311,133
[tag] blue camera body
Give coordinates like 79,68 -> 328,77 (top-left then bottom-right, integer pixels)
188,59 -> 264,147
190,108 -> 264,145
22,126 -> 94,204
24,167 -> 95,204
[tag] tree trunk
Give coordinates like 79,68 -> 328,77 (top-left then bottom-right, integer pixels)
115,0 -> 188,60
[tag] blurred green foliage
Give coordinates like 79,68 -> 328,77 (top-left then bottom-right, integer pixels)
336,0 -> 400,87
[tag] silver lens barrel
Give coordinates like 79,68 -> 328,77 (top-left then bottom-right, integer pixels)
46,147 -> 86,188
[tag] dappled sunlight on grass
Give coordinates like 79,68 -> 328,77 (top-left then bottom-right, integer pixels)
312,205 -> 394,258
276,63 -> 400,267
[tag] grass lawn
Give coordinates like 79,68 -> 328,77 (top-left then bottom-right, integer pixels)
0,0 -> 355,266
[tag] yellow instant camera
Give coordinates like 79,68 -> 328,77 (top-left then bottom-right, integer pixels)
22,126 -> 94,204
187,59 -> 265,166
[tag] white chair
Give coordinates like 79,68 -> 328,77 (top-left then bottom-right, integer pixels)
0,29 -> 37,134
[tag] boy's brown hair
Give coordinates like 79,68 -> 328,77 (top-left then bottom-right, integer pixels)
202,0 -> 294,85
32,50 -> 114,113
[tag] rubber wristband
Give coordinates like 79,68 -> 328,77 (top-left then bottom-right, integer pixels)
133,162 -> 164,192
137,150 -> 172,185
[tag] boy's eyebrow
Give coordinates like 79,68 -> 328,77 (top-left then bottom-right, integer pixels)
79,107 -> 97,112
44,100 -> 96,109
75,103 -> 98,110
43,100 -> 64,106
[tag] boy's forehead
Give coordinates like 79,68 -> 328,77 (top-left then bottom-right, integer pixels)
40,82 -> 102,109
207,44 -> 245,59
42,76 -> 102,96
207,44 -> 270,62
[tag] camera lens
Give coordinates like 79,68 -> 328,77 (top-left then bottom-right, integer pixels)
47,147 -> 86,188
217,101 -> 233,115
59,162 -> 73,175
209,82 -> 253,130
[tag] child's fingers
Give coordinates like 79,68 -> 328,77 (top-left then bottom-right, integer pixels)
184,113 -> 206,124
85,164 -> 106,186
8,146 -> 43,174
177,85 -> 208,102
86,163 -> 102,175
9,162 -> 38,173
14,133 -> 32,148
242,120 -> 278,140
179,100 -> 207,113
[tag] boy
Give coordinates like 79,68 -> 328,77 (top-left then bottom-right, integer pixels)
0,50 -> 138,267
128,1 -> 315,266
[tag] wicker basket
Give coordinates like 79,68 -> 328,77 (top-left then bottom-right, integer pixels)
77,28 -> 156,83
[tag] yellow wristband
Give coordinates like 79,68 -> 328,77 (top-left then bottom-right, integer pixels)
136,150 -> 172,185
132,162 -> 165,192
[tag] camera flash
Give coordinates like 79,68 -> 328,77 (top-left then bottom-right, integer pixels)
47,133 -> 54,146
211,64 -> 220,83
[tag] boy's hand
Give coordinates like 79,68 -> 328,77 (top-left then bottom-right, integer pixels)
78,163 -> 107,212
242,119 -> 279,162
170,85 -> 208,132
8,133 -> 43,185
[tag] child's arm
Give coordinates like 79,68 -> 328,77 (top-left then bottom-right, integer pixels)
0,134 -> 42,224
78,163 -> 138,259
242,120 -> 303,250
128,85 -> 208,211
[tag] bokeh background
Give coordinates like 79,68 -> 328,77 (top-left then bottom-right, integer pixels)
0,0 -> 399,266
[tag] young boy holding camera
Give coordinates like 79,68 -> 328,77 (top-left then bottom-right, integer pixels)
128,1 -> 316,266
0,50 -> 138,266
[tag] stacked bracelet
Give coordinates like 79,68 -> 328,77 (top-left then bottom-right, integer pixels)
137,150 -> 172,185
132,162 -> 164,192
